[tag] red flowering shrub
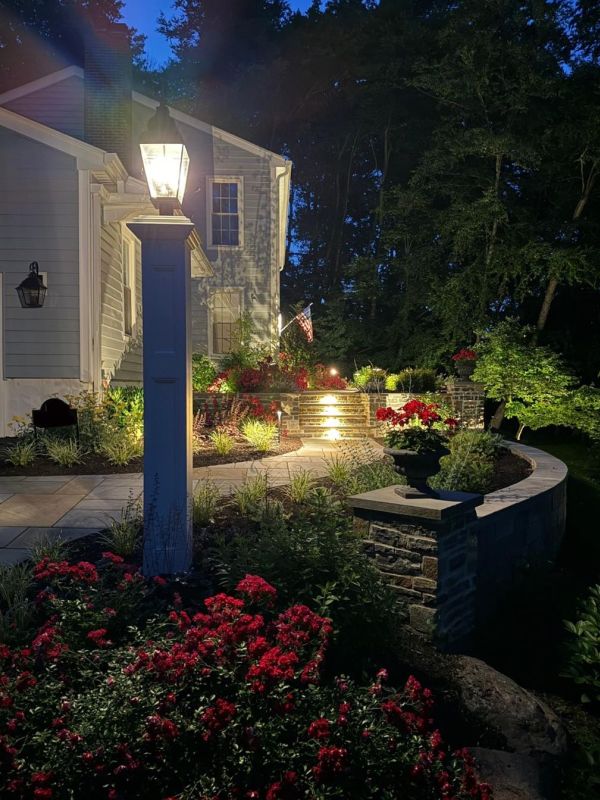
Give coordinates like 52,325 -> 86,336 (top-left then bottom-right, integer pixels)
451,348 -> 477,362
376,398 -> 459,453
0,561 -> 491,800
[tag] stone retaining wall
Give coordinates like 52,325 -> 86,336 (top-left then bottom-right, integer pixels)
349,443 -> 567,650
194,379 -> 485,438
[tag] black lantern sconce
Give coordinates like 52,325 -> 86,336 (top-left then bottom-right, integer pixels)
16,262 -> 47,309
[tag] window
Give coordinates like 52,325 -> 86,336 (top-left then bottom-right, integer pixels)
208,178 -> 243,247
211,289 -> 242,355
122,235 -> 135,336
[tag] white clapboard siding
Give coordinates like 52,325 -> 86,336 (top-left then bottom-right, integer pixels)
0,127 -> 80,378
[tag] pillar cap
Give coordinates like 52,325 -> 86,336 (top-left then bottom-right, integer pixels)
348,484 -> 483,523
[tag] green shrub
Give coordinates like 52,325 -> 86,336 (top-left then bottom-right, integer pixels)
192,353 -> 217,392
209,428 -> 235,455
98,497 -> 142,558
44,437 -> 83,468
232,474 -> 268,517
394,368 -> 439,393
385,373 -> 400,391
99,425 -> 143,465
285,469 -> 315,504
305,485 -> 344,517
2,439 -> 37,467
353,364 -> 386,391
564,584 -> 600,704
240,418 -> 277,451
213,513 -> 397,672
193,480 -> 221,527
431,429 -> 503,494
349,459 -> 404,494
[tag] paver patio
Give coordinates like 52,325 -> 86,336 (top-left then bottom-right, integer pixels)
0,440 -> 382,564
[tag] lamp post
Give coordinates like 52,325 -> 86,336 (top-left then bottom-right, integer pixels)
129,101 -> 195,576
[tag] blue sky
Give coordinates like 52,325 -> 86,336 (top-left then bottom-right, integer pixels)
122,1 -> 314,67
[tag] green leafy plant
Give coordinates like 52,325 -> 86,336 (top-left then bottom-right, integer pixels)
192,353 -> 217,392
44,437 -> 83,468
2,438 -> 37,467
193,480 -> 221,527
284,469 -> 315,503
231,474 -> 268,517
305,485 -> 344,517
324,454 -> 353,488
240,418 -> 278,452
472,319 -> 576,438
99,427 -> 143,466
393,368 -> 439,393
564,584 -> 600,704
29,533 -> 67,563
0,562 -> 34,644
349,459 -> 405,494
431,430 -> 504,494
209,428 -> 235,455
98,497 -> 142,558
353,364 -> 386,392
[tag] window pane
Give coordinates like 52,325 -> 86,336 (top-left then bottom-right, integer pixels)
211,181 -> 240,246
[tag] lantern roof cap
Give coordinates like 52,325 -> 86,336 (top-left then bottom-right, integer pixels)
139,101 -> 184,145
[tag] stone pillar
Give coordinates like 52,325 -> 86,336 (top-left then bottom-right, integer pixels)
127,216 -> 196,576
445,380 -> 485,428
348,486 -> 483,651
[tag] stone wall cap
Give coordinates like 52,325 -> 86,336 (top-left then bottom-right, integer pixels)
348,485 -> 483,522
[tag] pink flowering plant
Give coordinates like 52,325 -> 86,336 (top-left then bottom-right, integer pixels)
376,399 -> 459,453
0,557 -> 490,799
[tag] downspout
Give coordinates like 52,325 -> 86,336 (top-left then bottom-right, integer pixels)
274,163 -> 291,347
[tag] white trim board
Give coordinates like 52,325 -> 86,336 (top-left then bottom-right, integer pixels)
0,273 -> 4,436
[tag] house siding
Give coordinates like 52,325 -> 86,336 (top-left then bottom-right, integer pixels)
2,75 -> 84,139
0,127 -> 80,379
132,101 -> 277,358
100,222 -> 143,383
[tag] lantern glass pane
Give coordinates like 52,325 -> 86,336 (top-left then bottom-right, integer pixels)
140,142 -> 190,203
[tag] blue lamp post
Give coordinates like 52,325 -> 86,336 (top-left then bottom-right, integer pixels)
128,103 -> 195,576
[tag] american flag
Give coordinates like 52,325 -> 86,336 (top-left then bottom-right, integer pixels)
295,305 -> 313,342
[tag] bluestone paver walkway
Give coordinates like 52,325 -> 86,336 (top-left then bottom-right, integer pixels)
0,440 -> 382,564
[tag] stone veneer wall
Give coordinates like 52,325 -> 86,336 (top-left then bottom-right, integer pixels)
350,443 -> 568,650
193,392 -> 301,435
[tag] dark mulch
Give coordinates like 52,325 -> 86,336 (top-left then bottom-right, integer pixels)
0,436 -> 303,477
487,448 -> 532,492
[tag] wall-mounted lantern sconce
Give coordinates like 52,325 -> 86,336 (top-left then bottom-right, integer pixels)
139,101 -> 190,215
16,262 -> 47,308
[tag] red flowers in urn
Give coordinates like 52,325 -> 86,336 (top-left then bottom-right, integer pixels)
451,348 -> 477,379
376,399 -> 458,498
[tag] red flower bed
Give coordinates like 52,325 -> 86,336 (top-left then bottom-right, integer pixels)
0,559 -> 491,799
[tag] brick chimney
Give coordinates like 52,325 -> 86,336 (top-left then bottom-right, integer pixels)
84,24 -> 132,171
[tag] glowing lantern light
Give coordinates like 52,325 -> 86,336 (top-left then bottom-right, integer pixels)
139,102 -> 190,214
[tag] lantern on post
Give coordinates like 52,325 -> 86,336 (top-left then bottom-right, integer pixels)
16,262 -> 47,308
139,101 -> 190,215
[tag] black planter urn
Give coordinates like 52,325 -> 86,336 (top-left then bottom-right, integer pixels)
384,447 -> 449,499
454,359 -> 476,379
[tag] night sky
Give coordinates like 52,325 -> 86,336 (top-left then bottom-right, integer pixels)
122,1 -> 314,67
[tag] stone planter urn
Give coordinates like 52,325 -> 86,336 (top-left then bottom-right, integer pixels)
454,359 -> 476,380
384,446 -> 449,499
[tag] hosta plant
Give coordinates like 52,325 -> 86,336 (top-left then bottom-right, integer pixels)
0,561 -> 491,800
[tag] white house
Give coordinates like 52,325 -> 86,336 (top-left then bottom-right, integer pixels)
0,25 -> 291,436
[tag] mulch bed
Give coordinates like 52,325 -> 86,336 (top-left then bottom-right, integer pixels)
0,436 -> 303,477
487,448 -> 532,492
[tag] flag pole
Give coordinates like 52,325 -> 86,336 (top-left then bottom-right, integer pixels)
279,303 -> 313,335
